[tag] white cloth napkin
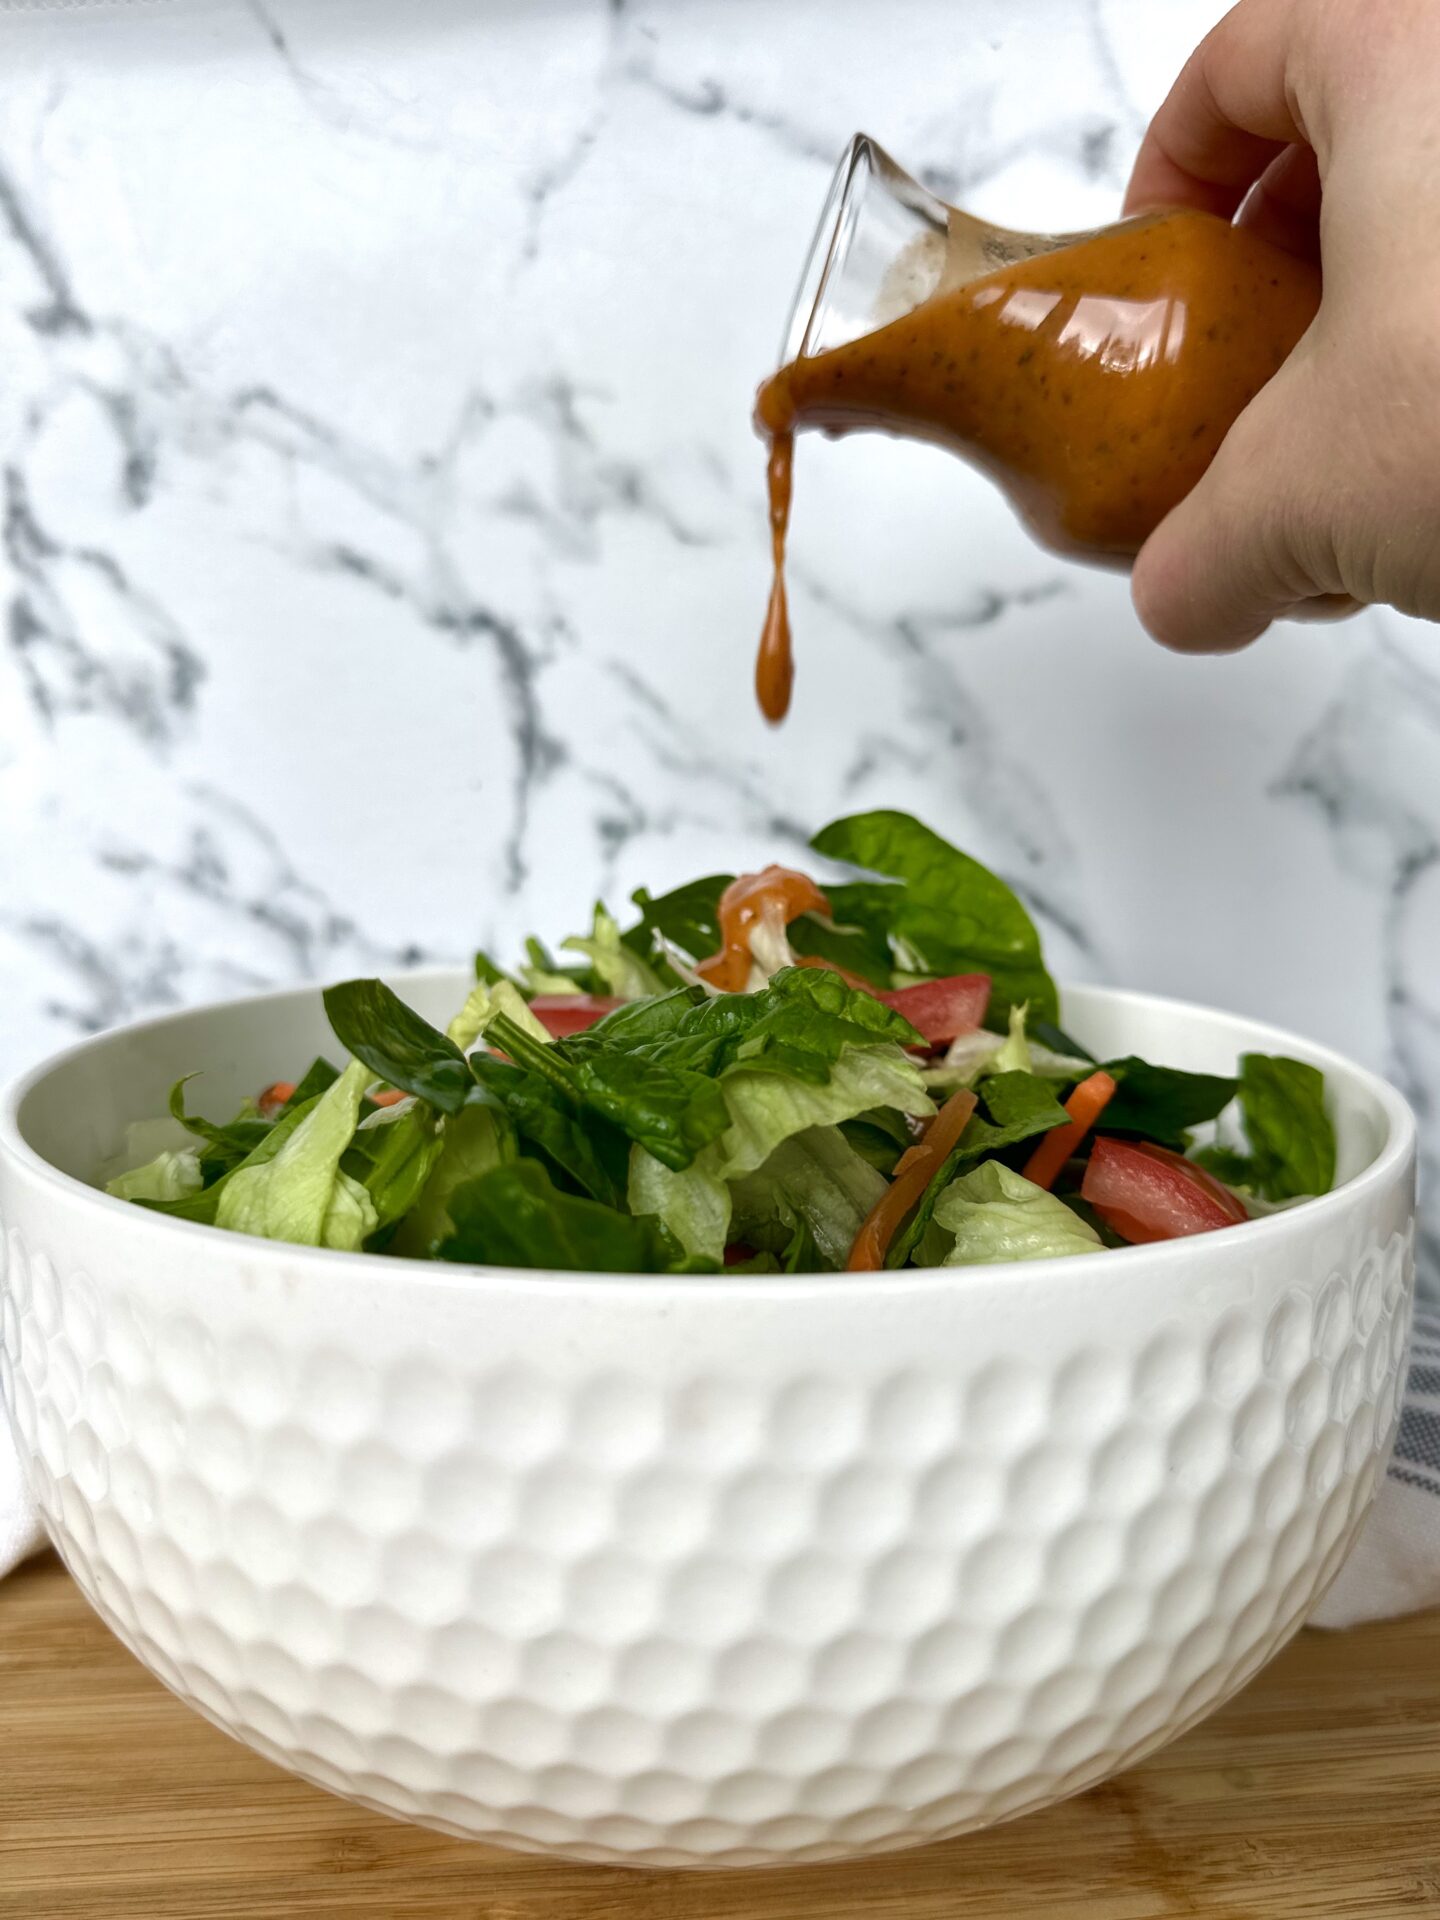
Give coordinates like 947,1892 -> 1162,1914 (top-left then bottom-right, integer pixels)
3,1306 -> 1439,1620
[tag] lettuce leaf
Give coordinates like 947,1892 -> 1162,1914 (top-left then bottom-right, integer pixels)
447,976 -> 551,1052
628,1143 -> 732,1264
389,1098 -> 516,1257
839,1106 -> 912,1176
728,1126 -> 887,1269
358,1104 -> 445,1235
719,1044 -> 932,1178
438,1160 -> 702,1272
886,1070 -> 1070,1268
281,1057 -> 341,1112
106,1147 -> 204,1204
216,1058 -> 378,1249
993,1003 -> 1031,1075
563,904 -> 667,1000
132,1093 -> 324,1224
923,1161 -> 1103,1266
810,811 -> 1056,1022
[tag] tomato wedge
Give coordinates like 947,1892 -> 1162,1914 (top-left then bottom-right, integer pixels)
1081,1137 -> 1249,1245
697,866 -> 831,993
793,959 -> 992,1045
878,975 -> 991,1044
528,994 -> 625,1038
847,1086 -> 978,1271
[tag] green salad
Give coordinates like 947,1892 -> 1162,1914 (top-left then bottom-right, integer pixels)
106,811 -> 1337,1272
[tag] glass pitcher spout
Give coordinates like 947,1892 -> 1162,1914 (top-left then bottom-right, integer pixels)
780,133 -> 1088,368
753,131 -> 1321,723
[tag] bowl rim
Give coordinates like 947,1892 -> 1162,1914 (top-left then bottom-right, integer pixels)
0,970 -> 1417,1297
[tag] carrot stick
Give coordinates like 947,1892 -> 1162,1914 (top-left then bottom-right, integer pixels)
1021,1069 -> 1117,1192
847,1086 -> 977,1271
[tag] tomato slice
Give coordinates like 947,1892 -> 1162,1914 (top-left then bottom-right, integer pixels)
528,994 -> 626,1038
1081,1137 -> 1249,1244
877,975 -> 991,1044
697,866 -> 831,994
792,961 -> 992,1044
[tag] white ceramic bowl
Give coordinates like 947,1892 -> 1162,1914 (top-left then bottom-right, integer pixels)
0,974 -> 1416,1868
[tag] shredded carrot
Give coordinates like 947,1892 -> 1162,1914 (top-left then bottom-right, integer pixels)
369,1087 -> 409,1108
257,1080 -> 296,1119
847,1086 -> 978,1271
1021,1069 -> 1118,1192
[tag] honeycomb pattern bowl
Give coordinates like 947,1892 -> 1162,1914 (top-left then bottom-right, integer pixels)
0,974 -> 1416,1868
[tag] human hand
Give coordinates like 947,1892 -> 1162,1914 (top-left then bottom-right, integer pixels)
1124,0 -> 1440,651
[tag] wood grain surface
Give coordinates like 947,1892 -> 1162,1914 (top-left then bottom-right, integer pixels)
3,1552 -> 1439,1919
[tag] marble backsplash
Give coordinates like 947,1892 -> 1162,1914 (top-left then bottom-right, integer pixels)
0,0 -> 1435,1292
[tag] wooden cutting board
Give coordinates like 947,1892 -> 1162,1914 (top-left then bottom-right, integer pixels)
3,1551 -> 1439,1919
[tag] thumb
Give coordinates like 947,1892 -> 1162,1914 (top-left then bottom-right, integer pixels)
1130,384 -> 1321,653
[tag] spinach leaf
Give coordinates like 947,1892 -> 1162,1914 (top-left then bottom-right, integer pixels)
1099,1057 -> 1238,1148
470,1055 -> 629,1207
953,1071 -> 1072,1164
283,1056 -> 341,1111
786,903 -> 894,989
618,967 -> 921,1077
582,986 -> 709,1047
167,1077 -> 271,1179
1030,1019 -> 1095,1064
484,1014 -> 730,1172
626,876 -> 731,963
1189,1143 -> 1255,1187
1239,1055 -> 1335,1198
1200,1054 -> 1335,1200
438,1161 -> 704,1272
323,979 -> 474,1116
473,949 -> 523,991
810,811 -> 1056,1022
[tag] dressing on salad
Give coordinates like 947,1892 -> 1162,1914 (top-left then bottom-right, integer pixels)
107,812 -> 1337,1273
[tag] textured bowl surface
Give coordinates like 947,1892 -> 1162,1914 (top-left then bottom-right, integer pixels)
0,975 -> 1416,1867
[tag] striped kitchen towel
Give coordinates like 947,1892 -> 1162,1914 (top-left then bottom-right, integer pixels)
1310,1302 -> 1440,1627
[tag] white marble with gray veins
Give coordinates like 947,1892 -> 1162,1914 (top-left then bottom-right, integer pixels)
0,0 -> 1435,1292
